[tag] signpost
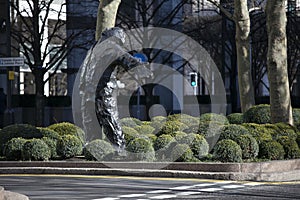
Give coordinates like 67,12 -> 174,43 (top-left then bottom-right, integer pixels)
133,53 -> 148,119
0,57 -> 24,67
0,57 -> 24,126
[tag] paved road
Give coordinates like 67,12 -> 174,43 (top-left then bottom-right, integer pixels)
0,175 -> 299,199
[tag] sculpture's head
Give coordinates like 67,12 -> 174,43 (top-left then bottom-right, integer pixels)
101,27 -> 126,45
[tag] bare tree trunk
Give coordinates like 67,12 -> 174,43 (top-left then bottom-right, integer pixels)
266,0 -> 293,124
95,0 -> 122,41
33,0 -> 44,126
34,69 -> 46,126
234,0 -> 255,112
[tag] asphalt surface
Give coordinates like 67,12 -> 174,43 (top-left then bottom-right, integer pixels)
0,175 -> 299,200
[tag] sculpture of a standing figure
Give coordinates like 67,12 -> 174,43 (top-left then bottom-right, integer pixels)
95,27 -> 146,155
79,27 -> 151,157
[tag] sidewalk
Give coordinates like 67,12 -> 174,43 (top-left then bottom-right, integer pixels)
0,186 -> 29,200
0,159 -> 299,182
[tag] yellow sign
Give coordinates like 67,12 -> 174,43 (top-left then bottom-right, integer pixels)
8,71 -> 14,80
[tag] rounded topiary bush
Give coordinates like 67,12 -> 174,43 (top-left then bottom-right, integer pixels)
38,127 -> 60,140
151,116 -> 167,123
199,113 -> 229,125
173,131 -> 188,143
170,144 -> 196,162
41,137 -> 58,159
234,134 -> 259,159
38,127 -> 61,159
0,124 -> 42,155
242,123 -> 273,145
167,114 -> 199,127
244,104 -> 271,124
22,138 -> 51,161
150,116 -> 166,135
84,139 -> 115,161
293,108 -> 300,123
277,136 -> 300,159
197,121 -> 224,152
48,122 -> 85,145
134,124 -> 155,135
56,135 -> 83,158
122,126 -> 140,145
153,134 -> 176,151
126,138 -> 155,161
188,134 -> 209,159
219,124 -> 250,141
178,132 -> 195,144
213,139 -> 243,163
296,131 -> 300,147
120,117 -> 142,128
273,123 -> 298,141
154,134 -> 176,160
227,113 -> 244,124
195,121 -> 223,136
3,137 -> 27,161
146,133 -> 157,144
159,121 -> 189,136
259,141 -> 285,160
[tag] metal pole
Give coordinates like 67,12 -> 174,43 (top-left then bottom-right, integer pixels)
3,0 -> 14,126
137,86 -> 141,119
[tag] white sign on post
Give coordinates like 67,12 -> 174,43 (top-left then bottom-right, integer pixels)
0,57 -> 24,67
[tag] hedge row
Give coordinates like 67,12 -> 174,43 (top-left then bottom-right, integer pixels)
85,109 -> 299,162
0,122 -> 85,161
1,104 -> 300,163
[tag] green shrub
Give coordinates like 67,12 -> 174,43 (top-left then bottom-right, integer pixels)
48,122 -> 85,145
0,124 -> 42,155
219,124 -> 250,141
153,134 -> 176,151
142,121 -> 151,125
42,137 -> 58,158
234,134 -> 259,159
3,137 -> 27,161
213,139 -> 243,163
293,108 -> 300,123
296,131 -> 300,147
120,117 -> 142,128
170,144 -> 196,162
199,113 -> 229,125
38,127 -> 60,140
151,116 -> 167,123
22,139 -> 51,161
184,124 -> 199,134
197,121 -> 224,152
227,113 -> 244,124
273,123 -> 298,141
188,134 -> 209,159
196,121 -> 223,136
159,121 -> 189,136
178,133 -> 195,144
84,139 -> 115,161
122,126 -> 140,145
134,124 -> 155,135
259,141 -> 285,160
56,135 -> 83,158
126,138 -> 155,161
150,116 -> 167,134
242,123 -> 273,145
173,131 -> 188,142
146,134 -> 157,144
244,104 -> 271,124
278,136 -> 300,159
167,114 -> 200,127
154,134 -> 176,160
